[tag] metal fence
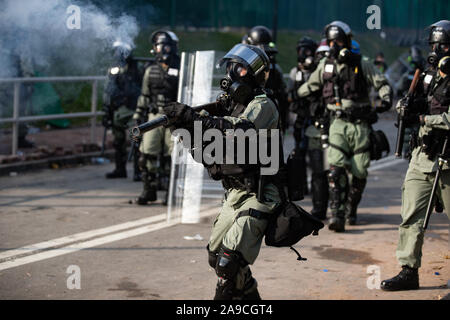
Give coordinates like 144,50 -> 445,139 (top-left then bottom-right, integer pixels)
0,76 -> 107,156
0,74 -> 291,157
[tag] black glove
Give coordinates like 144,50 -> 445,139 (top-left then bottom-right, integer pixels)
376,100 -> 391,113
162,102 -> 195,127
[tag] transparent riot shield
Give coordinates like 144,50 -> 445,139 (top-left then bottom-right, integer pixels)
166,50 -> 225,223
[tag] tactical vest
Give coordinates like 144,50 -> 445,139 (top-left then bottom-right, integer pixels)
322,57 -> 368,105
145,56 -> 180,110
427,70 -> 450,115
205,100 -> 260,183
104,60 -> 142,110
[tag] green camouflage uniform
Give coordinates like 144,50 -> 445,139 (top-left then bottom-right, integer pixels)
395,70 -> 450,268
298,56 -> 392,227
133,60 -> 179,203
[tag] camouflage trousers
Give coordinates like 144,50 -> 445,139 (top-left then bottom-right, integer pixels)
396,166 -> 450,268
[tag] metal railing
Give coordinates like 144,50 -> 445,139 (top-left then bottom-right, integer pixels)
0,76 -> 107,156
1,74 -> 291,156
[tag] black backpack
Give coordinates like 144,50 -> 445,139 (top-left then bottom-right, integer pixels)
265,201 -> 324,252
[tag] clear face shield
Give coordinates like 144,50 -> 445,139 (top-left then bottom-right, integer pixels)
218,44 -> 267,77
217,44 -> 268,104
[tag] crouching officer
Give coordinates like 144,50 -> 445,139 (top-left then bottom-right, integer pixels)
103,41 -> 142,180
161,44 -> 281,299
132,31 -> 180,204
381,20 -> 450,291
287,37 -> 329,219
298,21 -> 393,232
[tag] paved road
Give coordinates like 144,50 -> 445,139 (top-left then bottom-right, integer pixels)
0,115 -> 449,300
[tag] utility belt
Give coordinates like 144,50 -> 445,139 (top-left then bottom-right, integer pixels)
415,129 -> 450,160
330,105 -> 377,124
221,168 -> 288,203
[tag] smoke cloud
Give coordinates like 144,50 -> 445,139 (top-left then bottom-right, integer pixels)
0,0 -> 141,77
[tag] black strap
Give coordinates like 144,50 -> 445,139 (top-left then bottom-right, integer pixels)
328,142 -> 370,158
235,208 -> 271,221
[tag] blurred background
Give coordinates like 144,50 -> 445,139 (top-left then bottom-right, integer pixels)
0,0 -> 449,158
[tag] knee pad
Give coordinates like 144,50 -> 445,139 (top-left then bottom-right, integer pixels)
215,246 -> 246,281
348,177 -> 367,205
328,166 -> 347,186
138,154 -> 147,171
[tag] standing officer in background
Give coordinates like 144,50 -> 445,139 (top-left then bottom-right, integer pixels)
103,41 -> 142,180
243,26 -> 289,132
161,44 -> 280,300
287,37 -> 329,220
298,21 -> 393,232
381,20 -> 450,291
132,30 -> 180,205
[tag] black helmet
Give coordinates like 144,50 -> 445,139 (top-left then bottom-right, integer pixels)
296,37 -> 318,53
112,40 -> 133,66
150,30 -> 179,63
296,37 -> 318,68
428,20 -> 450,45
324,21 -> 352,47
427,20 -> 450,66
244,25 -> 278,55
218,44 -> 270,103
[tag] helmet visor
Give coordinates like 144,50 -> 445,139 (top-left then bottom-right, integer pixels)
219,44 -> 266,75
429,28 -> 449,44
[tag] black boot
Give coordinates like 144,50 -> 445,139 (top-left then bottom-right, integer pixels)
106,152 -> 127,179
328,212 -> 345,232
327,166 -> 348,232
18,137 -> 35,148
345,177 -> 367,225
311,172 -> 329,220
105,167 -> 127,178
381,266 -> 419,291
136,172 -> 157,205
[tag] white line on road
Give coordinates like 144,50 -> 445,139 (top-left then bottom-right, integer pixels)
0,213 -> 167,261
0,207 -> 218,272
0,156 -> 405,272
369,158 -> 406,172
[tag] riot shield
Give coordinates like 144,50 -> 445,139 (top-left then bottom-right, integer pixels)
167,51 -> 225,223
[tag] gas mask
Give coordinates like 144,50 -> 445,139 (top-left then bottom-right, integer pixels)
152,42 -> 174,64
427,43 -> 450,67
329,42 -> 345,60
297,47 -> 315,70
219,63 -> 254,105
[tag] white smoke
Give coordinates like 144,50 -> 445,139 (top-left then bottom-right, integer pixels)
0,0 -> 140,77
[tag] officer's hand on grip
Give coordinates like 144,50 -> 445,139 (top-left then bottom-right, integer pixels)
162,102 -> 195,127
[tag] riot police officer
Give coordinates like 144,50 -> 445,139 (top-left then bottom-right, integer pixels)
161,44 -> 281,300
132,30 -> 180,205
103,41 -> 142,180
287,37 -> 329,220
243,26 -> 289,132
298,21 -> 393,232
381,20 -> 450,291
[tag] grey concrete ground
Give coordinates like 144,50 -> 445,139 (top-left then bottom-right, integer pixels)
0,114 -> 448,300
